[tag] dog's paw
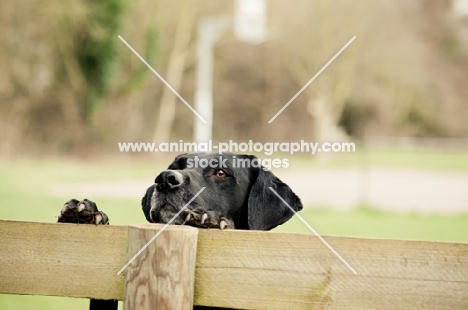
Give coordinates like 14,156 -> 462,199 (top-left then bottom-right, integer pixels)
58,199 -> 109,225
183,209 -> 235,230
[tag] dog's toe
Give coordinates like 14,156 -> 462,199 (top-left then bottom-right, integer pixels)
184,209 -> 235,230
94,211 -> 109,225
58,199 -> 80,223
219,217 -> 235,230
100,211 -> 109,224
76,199 -> 98,216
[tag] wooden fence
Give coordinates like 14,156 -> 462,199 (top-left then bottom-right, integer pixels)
0,219 -> 467,309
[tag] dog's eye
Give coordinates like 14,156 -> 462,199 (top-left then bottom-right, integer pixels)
215,169 -> 227,178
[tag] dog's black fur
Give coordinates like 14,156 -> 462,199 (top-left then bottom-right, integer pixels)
60,153 -> 302,310
141,153 -> 302,231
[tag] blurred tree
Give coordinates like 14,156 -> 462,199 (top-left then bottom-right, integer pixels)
152,0 -> 197,143
74,0 -> 127,123
1,0 -> 467,156
47,0 -> 162,147
273,0 -> 371,142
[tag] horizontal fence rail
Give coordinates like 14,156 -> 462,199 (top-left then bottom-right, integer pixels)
1,220 -> 468,309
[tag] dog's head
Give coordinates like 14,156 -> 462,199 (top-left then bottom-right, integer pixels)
141,153 -> 302,230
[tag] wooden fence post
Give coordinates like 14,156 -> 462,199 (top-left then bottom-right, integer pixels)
123,224 -> 198,310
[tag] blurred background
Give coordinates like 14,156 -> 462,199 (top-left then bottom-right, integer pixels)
1,0 -> 468,308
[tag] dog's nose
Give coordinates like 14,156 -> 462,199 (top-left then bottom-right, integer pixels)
155,170 -> 184,191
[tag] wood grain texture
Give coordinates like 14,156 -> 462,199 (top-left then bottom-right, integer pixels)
1,220 -> 468,309
194,230 -> 468,310
0,220 -> 127,300
124,224 -> 198,310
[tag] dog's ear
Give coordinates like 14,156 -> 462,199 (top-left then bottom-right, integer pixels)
247,165 -> 303,230
141,185 -> 155,223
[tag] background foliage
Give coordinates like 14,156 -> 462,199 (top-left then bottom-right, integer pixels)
1,0 -> 468,156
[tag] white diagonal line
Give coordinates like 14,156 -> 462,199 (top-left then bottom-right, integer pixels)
268,36 -> 356,123
268,187 -> 357,274
117,187 -> 206,275
118,35 -> 207,124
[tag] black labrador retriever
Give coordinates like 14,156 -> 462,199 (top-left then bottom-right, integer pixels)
141,153 -> 303,231
58,153 -> 302,309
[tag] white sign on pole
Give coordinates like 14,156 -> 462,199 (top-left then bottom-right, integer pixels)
194,1 -> 268,143
234,0 -> 266,43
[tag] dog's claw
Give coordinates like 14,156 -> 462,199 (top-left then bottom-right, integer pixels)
94,213 -> 103,225
182,209 -> 235,230
94,211 -> 109,225
219,217 -> 235,230
183,213 -> 192,224
99,211 -> 109,225
220,220 -> 227,230
201,213 -> 208,225
77,203 -> 85,212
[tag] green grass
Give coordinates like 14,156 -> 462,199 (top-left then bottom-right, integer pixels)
362,147 -> 468,170
0,296 -> 90,310
274,206 -> 468,243
0,151 -> 467,309
286,146 -> 468,171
